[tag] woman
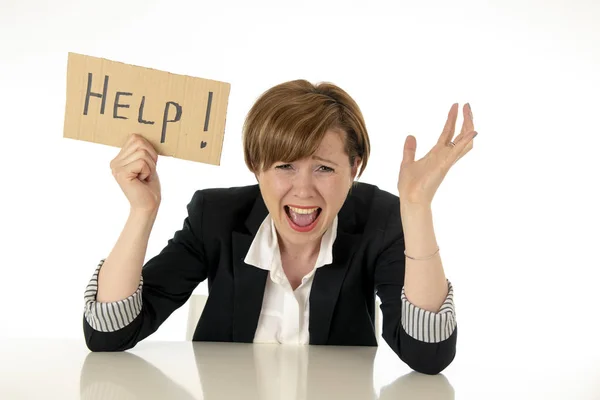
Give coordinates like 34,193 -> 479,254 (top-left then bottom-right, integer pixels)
83,80 -> 477,375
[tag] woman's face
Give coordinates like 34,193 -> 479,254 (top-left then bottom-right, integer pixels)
256,129 -> 359,249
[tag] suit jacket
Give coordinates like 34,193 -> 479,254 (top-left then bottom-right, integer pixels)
83,182 -> 456,374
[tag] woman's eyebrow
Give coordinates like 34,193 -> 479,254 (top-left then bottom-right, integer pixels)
312,155 -> 338,166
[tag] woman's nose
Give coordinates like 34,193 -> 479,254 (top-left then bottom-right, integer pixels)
292,170 -> 316,198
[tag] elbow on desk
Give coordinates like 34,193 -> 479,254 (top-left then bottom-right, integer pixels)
82,315 -> 141,352
84,336 -> 135,352
404,351 -> 456,375
392,326 -> 457,375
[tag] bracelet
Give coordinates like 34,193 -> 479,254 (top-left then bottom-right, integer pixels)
404,247 -> 440,260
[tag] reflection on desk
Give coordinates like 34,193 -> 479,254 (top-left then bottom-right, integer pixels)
80,342 -> 454,400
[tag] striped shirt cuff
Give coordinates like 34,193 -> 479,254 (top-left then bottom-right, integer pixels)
400,280 -> 456,343
83,259 -> 143,332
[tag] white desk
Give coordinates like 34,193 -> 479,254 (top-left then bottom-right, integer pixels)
1,339 -> 598,399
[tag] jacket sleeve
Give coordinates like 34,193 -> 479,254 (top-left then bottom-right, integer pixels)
400,281 -> 456,343
374,200 -> 457,375
83,259 -> 143,332
83,190 -> 208,352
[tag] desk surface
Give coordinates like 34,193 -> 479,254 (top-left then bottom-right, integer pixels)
1,339 -> 599,400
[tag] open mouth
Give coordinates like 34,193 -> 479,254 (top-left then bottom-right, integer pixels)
284,205 -> 322,232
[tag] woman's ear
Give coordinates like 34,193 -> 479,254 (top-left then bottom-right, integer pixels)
351,157 -> 361,181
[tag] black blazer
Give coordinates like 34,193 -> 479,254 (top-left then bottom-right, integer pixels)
83,182 -> 456,374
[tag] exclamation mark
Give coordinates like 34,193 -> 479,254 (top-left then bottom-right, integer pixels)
203,91 -> 213,132
201,91 -> 213,149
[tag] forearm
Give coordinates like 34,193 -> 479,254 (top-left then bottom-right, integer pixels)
97,208 -> 158,302
400,204 -> 448,312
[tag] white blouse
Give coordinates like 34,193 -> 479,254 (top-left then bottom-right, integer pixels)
244,214 -> 337,344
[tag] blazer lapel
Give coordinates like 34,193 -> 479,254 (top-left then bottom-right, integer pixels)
309,197 -> 361,345
231,190 -> 269,343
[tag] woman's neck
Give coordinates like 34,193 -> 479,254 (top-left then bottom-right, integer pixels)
277,236 -> 321,262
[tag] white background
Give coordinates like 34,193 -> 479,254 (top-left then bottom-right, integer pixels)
1,0 -> 599,398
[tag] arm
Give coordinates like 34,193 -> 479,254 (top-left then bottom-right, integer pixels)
95,209 -> 158,303
401,203 -> 448,312
83,209 -> 157,334
83,190 -> 208,351
374,201 -> 456,375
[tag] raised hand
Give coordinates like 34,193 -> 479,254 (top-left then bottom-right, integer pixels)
398,103 -> 477,207
110,133 -> 162,212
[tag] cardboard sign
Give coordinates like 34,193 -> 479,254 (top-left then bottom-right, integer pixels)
63,52 -> 231,165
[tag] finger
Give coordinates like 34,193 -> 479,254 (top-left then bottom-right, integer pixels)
401,135 -> 417,167
138,153 -> 157,181
126,135 -> 159,163
437,103 -> 459,146
114,133 -> 141,159
138,161 -> 153,182
445,103 -> 476,161
118,135 -> 159,165
447,130 -> 477,166
458,103 -> 475,138
467,103 -> 474,132
111,134 -> 143,171
118,148 -> 156,168
116,150 -> 157,180
146,167 -> 160,183
121,158 -> 153,182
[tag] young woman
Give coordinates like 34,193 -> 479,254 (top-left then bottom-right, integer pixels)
83,79 -> 477,375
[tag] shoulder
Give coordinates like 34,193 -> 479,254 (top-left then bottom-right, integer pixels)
185,184 -> 261,233
190,184 -> 260,207
349,181 -> 399,205
342,182 -> 401,236
187,184 -> 260,214
347,181 -> 400,217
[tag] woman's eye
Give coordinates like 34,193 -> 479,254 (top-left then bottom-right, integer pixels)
275,164 -> 292,170
318,166 -> 334,173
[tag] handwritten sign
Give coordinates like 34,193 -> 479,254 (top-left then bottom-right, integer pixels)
63,52 -> 231,165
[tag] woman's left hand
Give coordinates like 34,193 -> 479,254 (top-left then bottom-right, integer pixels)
398,103 -> 477,207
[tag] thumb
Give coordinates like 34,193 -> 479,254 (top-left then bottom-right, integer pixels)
402,135 -> 417,166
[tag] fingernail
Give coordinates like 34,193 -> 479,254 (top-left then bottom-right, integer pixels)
473,131 -> 478,138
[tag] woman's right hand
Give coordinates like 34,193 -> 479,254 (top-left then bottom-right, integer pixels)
110,133 -> 161,213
